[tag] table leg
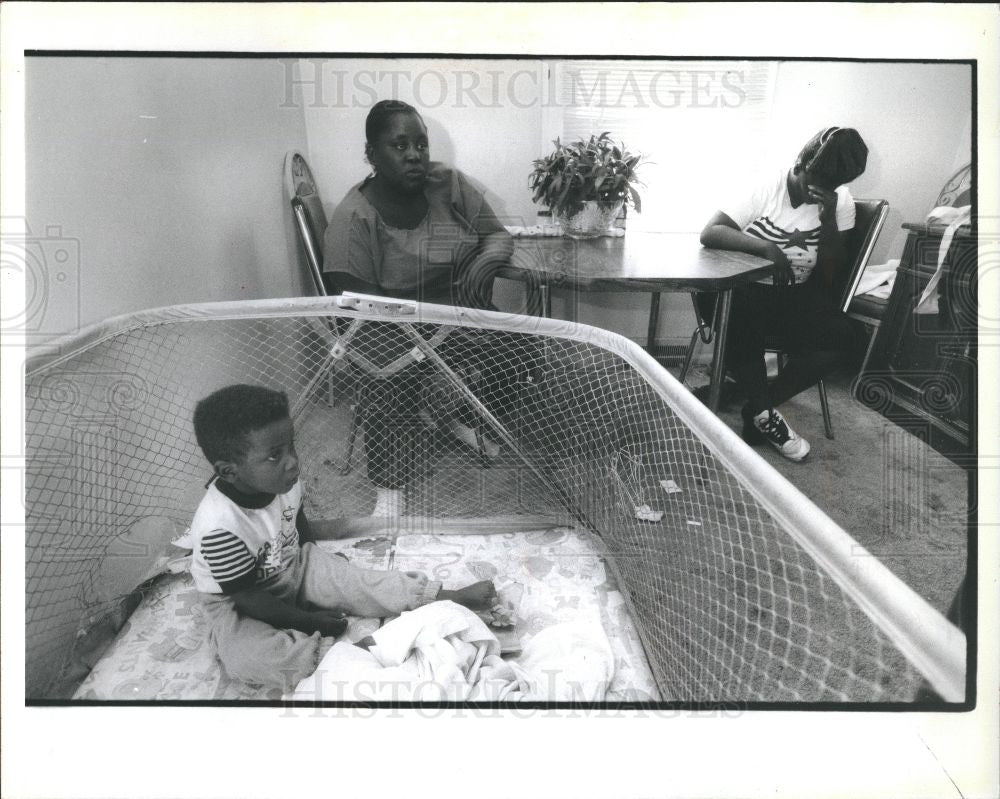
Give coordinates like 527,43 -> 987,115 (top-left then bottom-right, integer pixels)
646,291 -> 661,353
708,288 -> 732,412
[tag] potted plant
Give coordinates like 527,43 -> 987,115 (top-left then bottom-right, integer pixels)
529,132 -> 644,238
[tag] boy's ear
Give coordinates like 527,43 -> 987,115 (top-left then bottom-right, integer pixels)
214,460 -> 239,484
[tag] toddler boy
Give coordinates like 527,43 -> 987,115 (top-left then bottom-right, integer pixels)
188,383 -> 495,690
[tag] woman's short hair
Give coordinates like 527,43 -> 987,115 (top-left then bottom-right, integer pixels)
193,384 -> 289,464
365,99 -> 422,143
794,126 -> 868,189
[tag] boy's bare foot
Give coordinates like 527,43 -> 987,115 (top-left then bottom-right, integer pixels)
439,580 -> 497,611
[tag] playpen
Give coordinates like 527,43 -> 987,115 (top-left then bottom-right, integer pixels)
24,296 -> 965,702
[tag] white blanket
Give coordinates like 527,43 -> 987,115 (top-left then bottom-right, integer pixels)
290,600 -> 615,702
854,258 -> 900,299
915,205 -> 972,314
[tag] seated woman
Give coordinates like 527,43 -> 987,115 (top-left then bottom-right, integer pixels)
699,126 -> 869,462
322,99 -> 518,515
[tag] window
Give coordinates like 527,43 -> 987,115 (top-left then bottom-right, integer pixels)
544,60 -> 778,233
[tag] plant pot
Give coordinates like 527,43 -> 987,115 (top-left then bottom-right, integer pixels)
555,200 -> 623,239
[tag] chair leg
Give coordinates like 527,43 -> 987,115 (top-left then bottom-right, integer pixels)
340,391 -> 363,476
680,292 -> 716,387
474,425 -> 493,469
856,323 -> 879,380
326,368 -> 337,408
678,327 -> 702,384
817,379 -> 834,439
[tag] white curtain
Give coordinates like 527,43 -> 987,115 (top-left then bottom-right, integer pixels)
547,60 -> 778,234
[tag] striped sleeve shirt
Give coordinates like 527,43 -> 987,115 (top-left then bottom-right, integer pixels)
188,480 -> 303,594
200,530 -> 257,592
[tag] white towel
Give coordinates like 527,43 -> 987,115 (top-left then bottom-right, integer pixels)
854,258 -> 900,298
915,206 -> 971,314
289,600 -> 615,702
509,620 -> 616,701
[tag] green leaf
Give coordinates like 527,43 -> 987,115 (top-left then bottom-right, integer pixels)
530,130 -> 643,213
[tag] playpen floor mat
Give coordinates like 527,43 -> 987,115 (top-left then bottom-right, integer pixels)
73,526 -> 660,702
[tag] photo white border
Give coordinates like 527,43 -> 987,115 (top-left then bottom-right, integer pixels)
2,4 -> 997,798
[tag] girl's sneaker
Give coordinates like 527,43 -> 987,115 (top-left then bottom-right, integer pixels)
741,407 -> 810,462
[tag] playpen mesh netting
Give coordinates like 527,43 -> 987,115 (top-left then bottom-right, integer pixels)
24,298 -> 964,702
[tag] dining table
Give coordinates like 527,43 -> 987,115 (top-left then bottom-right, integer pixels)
498,230 -> 775,411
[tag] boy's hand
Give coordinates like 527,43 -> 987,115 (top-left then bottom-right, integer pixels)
441,580 -> 497,611
309,610 -> 348,637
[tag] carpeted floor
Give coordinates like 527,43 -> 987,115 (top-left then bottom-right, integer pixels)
683,362 -> 969,618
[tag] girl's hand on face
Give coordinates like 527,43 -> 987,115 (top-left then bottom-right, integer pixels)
808,185 -> 838,226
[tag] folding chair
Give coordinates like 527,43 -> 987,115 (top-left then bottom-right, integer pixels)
284,151 -> 363,470
284,150 -> 328,296
843,200 -> 892,377
679,199 -> 889,439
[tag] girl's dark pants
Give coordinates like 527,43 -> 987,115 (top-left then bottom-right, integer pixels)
697,280 -> 863,416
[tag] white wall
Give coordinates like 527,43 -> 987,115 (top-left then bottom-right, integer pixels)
582,60 -> 973,345
27,57 -> 311,337
766,61 -> 972,266
294,58 -> 543,226
299,59 -> 972,347
293,58 -> 544,314
29,58 -> 967,346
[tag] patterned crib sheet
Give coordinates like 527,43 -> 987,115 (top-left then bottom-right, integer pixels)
74,527 -> 659,702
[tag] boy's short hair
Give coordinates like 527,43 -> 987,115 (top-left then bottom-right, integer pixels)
794,126 -> 868,189
193,384 -> 290,464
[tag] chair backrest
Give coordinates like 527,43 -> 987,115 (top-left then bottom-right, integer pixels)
283,151 -> 328,296
835,198 -> 889,313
